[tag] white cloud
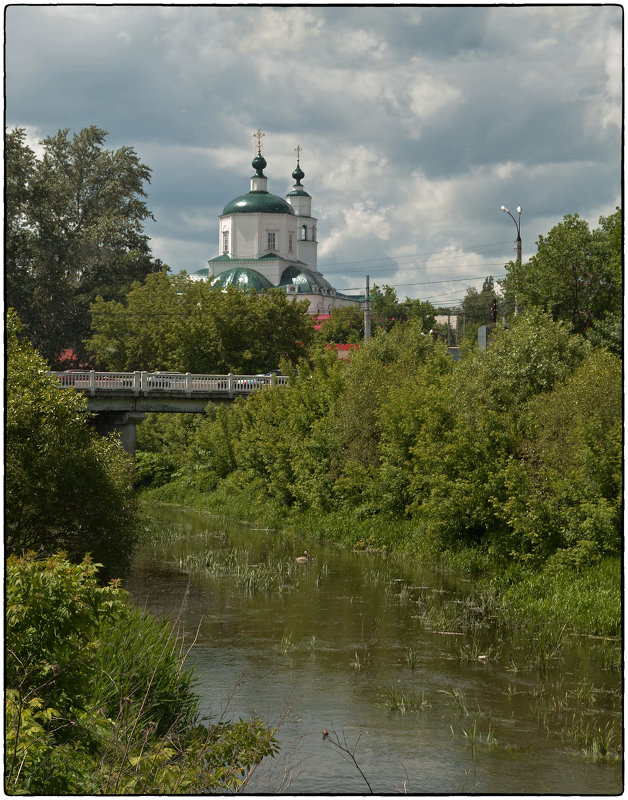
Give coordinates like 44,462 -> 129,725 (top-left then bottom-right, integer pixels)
5,4 -> 621,300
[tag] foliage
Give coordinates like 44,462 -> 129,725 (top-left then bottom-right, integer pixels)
495,348 -> 622,565
5,309 -> 137,578
456,275 -> 505,345
87,270 -> 314,373
316,286 -> 436,345
404,309 -> 592,558
139,306 -> 621,573
5,126 -> 161,367
5,552 -> 278,795
370,284 -> 437,333
316,304 -> 364,344
502,210 -> 622,334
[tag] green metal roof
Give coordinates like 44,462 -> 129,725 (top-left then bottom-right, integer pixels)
222,191 -> 296,216
279,266 -> 334,293
209,267 -> 274,292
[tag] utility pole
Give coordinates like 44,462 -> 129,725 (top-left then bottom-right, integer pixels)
364,275 -> 371,342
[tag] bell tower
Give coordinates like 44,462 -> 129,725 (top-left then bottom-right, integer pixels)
285,145 -> 318,271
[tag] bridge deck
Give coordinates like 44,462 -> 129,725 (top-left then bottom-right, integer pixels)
50,371 -> 287,411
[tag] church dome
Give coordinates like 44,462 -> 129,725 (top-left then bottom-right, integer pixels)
222,192 -> 296,215
279,265 -> 334,293
209,267 -> 274,292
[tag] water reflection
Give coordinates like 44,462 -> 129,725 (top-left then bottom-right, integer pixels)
124,505 -> 622,795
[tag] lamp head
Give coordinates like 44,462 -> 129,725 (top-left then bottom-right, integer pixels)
500,205 -> 509,213
516,205 -> 522,214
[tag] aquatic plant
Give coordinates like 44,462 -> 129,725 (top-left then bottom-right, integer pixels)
460,717 -> 497,749
384,687 -> 429,714
562,716 -> 621,759
404,646 -> 417,670
279,633 -> 294,656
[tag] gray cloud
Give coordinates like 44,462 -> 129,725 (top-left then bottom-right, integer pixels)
6,4 -> 621,302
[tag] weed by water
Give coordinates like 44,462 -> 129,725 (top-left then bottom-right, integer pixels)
279,633 -> 294,656
404,646 -> 417,670
461,716 -> 497,749
439,687 -> 475,717
385,687 -> 430,714
458,630 -> 500,663
562,716 -> 621,759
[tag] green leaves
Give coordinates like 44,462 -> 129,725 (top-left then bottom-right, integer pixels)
87,273 -> 314,373
502,209 -> 622,336
5,553 -> 278,794
139,308 -> 621,570
6,309 -> 137,577
5,125 -> 161,366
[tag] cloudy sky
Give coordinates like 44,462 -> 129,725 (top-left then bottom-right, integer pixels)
6,4 -> 622,306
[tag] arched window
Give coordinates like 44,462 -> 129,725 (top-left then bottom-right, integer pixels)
301,224 -> 307,241
222,230 -> 229,254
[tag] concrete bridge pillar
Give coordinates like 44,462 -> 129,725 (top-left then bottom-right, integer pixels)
92,411 -> 146,457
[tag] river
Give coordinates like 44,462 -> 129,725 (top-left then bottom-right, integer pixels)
124,504 -> 622,795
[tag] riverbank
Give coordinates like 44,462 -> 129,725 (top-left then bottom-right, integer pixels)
139,483 -> 622,643
129,501 -> 622,791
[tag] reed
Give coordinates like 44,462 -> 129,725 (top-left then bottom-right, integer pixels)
404,646 -> 417,670
385,687 -> 429,713
461,717 -> 496,748
562,716 -> 621,759
279,633 -> 294,656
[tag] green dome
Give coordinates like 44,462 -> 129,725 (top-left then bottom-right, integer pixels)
279,266 -> 334,293
222,192 -> 295,216
210,267 -> 273,292
189,267 -> 210,281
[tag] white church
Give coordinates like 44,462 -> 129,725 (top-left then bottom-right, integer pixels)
189,130 -> 362,316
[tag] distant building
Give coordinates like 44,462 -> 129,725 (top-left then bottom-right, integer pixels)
189,131 -> 361,316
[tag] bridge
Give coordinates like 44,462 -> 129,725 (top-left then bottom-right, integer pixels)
51,370 -> 288,455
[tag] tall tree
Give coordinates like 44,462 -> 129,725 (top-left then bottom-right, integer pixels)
370,284 -> 436,333
88,272 -> 314,373
5,126 -> 161,367
502,211 -> 622,334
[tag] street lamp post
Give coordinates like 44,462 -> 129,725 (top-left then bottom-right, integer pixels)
500,204 -> 522,314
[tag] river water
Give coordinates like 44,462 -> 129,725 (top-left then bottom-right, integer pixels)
125,505 -> 622,795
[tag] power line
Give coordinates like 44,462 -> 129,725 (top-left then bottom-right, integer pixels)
324,260 -> 508,276
318,239 -> 514,269
339,274 -> 505,292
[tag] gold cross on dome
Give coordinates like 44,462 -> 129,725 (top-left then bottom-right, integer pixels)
253,128 -> 265,155
295,144 -> 303,163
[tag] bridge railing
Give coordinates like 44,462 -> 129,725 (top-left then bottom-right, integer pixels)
50,371 -> 288,397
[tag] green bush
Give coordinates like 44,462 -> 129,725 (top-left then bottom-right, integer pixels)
6,309 -> 137,578
5,552 -> 278,795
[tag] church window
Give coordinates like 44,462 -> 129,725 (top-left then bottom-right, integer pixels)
222,230 -> 229,253
288,232 -> 294,252
267,232 -> 276,250
301,224 -> 307,241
